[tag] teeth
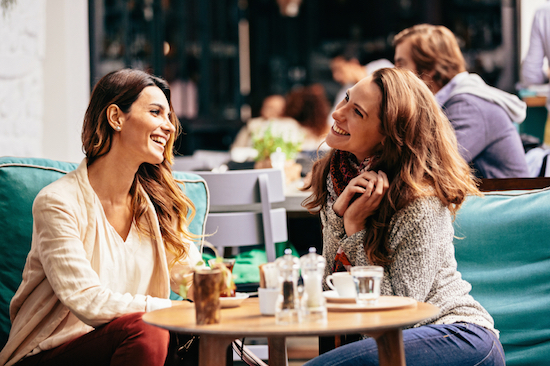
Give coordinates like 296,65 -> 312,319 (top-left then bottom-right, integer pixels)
332,125 -> 350,136
151,136 -> 167,146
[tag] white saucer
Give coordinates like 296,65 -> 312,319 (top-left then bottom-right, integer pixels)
322,291 -> 356,303
219,292 -> 249,308
327,296 -> 417,312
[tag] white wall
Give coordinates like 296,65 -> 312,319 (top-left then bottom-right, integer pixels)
42,0 -> 89,163
0,0 -> 45,158
0,0 -> 89,163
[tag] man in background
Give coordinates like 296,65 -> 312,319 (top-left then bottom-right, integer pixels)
393,24 -> 529,178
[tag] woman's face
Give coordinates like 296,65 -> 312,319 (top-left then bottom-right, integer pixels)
116,86 -> 176,166
326,76 -> 384,162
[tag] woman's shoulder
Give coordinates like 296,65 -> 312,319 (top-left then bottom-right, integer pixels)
391,196 -> 449,227
34,162 -> 90,209
388,196 -> 453,251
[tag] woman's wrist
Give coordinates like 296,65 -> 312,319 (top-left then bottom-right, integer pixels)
344,220 -> 364,237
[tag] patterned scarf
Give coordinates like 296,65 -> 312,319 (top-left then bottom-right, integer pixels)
329,150 -> 377,273
329,150 -> 375,197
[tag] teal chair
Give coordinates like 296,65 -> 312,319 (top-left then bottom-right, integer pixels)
453,186 -> 550,366
0,157 -> 208,348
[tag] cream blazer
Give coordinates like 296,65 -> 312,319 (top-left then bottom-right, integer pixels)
0,160 -> 201,366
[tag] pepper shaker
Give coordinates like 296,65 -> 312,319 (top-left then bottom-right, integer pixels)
275,248 -> 300,324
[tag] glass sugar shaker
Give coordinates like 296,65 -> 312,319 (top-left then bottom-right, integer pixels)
275,248 -> 301,324
299,247 -> 327,323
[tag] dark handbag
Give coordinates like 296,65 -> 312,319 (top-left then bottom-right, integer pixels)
165,333 -> 200,366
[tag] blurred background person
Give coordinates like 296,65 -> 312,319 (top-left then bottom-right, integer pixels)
521,1 -> 550,107
231,94 -> 293,149
284,83 -> 331,152
328,47 -> 394,126
521,0 -> 550,147
393,24 -> 529,179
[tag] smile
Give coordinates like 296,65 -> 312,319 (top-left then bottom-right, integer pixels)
332,124 -> 350,136
151,135 -> 167,147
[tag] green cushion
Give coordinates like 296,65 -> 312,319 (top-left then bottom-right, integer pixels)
202,242 -> 298,286
0,157 -> 208,347
453,187 -> 550,366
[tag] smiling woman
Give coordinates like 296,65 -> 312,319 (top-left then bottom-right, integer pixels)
0,69 -> 203,366
106,85 -> 176,168
326,79 -> 384,163
302,68 -> 505,366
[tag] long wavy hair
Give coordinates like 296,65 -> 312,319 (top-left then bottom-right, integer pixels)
82,69 -> 198,268
303,68 -> 479,266
392,24 -> 466,92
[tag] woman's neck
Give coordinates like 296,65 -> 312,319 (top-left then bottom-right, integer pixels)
87,153 -> 138,205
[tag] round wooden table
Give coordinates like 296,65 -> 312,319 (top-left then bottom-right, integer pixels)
143,297 -> 439,366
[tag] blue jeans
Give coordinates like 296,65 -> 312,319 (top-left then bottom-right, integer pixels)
304,323 -> 505,366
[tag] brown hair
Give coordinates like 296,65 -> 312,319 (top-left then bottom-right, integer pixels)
284,84 -> 330,137
303,68 -> 479,266
82,69 -> 198,267
393,24 -> 466,92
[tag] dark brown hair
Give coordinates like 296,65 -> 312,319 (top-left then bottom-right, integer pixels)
303,68 -> 479,266
284,84 -> 330,137
82,69 -> 198,267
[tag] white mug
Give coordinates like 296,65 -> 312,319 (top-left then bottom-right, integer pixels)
325,272 -> 356,297
258,287 -> 279,315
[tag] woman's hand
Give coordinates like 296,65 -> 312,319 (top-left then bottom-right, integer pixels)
333,171 -> 383,216
339,171 -> 389,237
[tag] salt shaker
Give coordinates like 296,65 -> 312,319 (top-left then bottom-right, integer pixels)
299,247 -> 327,323
275,248 -> 300,324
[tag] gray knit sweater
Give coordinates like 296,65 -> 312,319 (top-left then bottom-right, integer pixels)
321,190 -> 497,336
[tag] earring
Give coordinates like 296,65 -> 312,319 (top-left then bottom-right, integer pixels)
115,126 -> 121,131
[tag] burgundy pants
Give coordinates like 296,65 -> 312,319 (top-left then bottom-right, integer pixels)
17,312 -> 170,366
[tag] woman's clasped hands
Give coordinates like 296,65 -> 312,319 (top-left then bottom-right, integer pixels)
333,170 -> 389,236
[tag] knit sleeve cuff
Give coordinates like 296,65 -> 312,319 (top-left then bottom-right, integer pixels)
324,204 -> 346,237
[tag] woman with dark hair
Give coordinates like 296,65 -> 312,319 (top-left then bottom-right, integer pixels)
284,84 -> 330,151
0,69 -> 202,366
303,68 -> 504,365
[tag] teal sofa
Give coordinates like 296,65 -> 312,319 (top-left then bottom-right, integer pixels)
453,187 -> 550,366
0,157 -> 208,348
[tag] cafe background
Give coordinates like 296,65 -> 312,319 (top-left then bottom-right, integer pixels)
0,0 -> 547,162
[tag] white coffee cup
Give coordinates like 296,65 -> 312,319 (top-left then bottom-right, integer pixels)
325,272 -> 356,297
258,287 -> 279,315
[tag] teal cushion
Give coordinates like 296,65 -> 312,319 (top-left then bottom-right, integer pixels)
172,171 -> 208,239
0,157 -> 208,347
453,187 -> 550,366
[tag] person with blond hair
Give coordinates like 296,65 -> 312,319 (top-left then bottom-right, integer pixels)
0,69 -> 202,366
303,68 -> 504,365
393,24 -> 529,179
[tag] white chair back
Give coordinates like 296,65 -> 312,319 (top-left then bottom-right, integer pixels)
195,169 -> 288,262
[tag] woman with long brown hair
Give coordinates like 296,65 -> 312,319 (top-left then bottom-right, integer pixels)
303,68 -> 504,365
0,69 -> 201,366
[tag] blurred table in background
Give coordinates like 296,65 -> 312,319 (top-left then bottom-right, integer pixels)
520,90 -> 549,145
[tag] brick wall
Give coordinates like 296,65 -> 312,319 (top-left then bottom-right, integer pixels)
0,0 -> 45,157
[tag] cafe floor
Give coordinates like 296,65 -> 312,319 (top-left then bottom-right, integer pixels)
232,336 -> 318,366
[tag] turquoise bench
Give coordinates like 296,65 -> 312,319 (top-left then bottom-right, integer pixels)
0,157 -> 208,348
454,187 -> 550,366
